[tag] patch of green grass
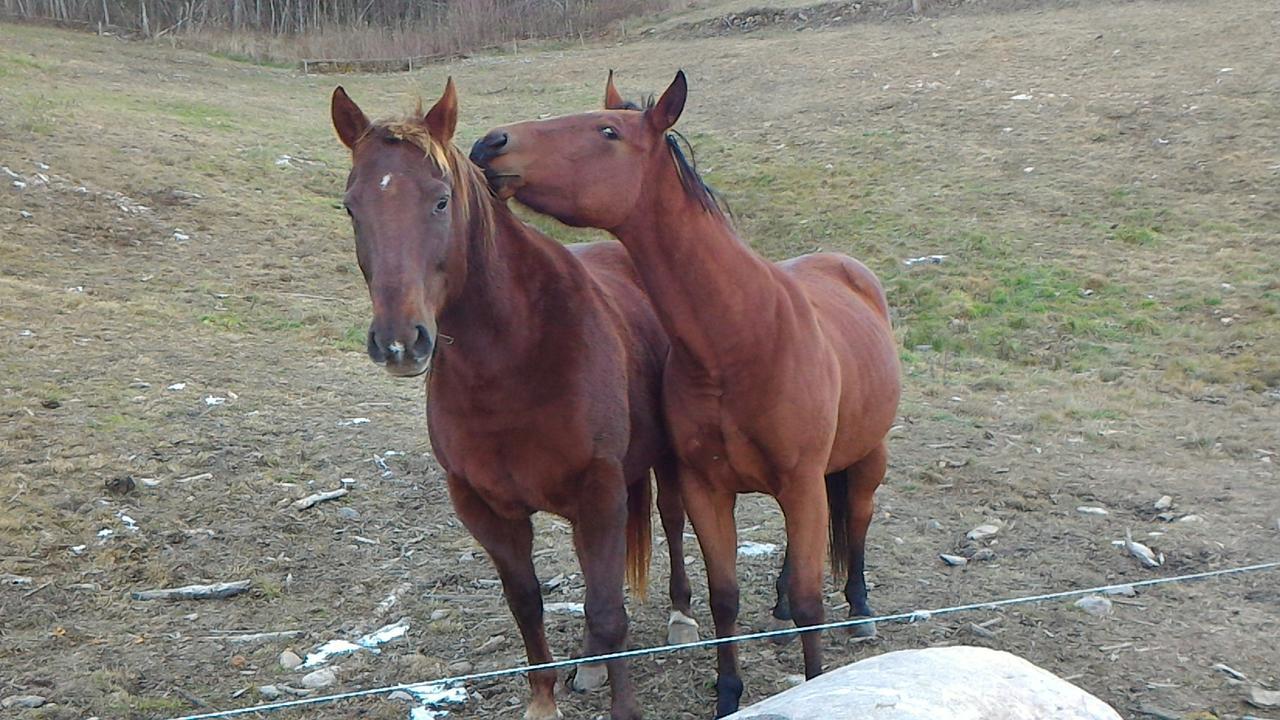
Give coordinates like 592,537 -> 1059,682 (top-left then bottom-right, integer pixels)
161,99 -> 238,129
200,312 -> 245,330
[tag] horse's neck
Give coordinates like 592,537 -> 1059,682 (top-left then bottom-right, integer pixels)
614,160 -> 789,379
436,202 -> 569,381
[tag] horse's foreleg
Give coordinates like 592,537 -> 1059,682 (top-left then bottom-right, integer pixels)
655,455 -> 697,643
843,443 -> 886,636
681,474 -> 742,718
445,475 -> 558,720
573,459 -> 641,720
778,473 -> 829,681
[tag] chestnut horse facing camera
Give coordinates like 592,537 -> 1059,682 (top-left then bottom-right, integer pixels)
472,71 -> 902,717
331,79 -> 699,720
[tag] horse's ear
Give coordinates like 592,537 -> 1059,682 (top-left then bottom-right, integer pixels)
604,69 -> 627,110
648,70 -> 687,132
331,86 -> 370,150
424,77 -> 458,145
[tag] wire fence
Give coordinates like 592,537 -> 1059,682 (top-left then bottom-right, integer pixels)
166,559 -> 1280,720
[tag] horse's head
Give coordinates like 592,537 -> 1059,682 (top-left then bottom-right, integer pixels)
332,80 -> 479,377
470,70 -> 689,230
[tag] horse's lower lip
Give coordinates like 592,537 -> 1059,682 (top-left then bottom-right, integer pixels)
384,362 -> 429,378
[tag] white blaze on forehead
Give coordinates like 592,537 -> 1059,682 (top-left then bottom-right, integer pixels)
380,174 -> 392,191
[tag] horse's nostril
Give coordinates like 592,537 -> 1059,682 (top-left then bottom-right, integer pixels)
470,130 -> 510,164
412,324 -> 434,360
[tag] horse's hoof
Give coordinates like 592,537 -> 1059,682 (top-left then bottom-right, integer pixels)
524,697 -> 563,720
766,615 -> 797,645
668,610 -> 700,644
571,663 -> 608,692
847,619 -> 877,640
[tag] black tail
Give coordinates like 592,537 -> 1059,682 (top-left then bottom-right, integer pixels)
826,471 -> 850,581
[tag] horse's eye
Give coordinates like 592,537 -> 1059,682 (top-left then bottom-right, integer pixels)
600,126 -> 619,140
434,196 -> 449,213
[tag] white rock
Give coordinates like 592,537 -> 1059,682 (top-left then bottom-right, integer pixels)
1076,506 -> 1109,516
258,685 -> 282,699
783,674 -> 806,688
1153,495 -> 1173,511
301,668 -> 336,689
724,646 -> 1122,719
1101,585 -> 1136,597
1073,596 -> 1112,616
1122,531 -> 1162,568
389,690 -> 415,702
430,609 -> 450,621
545,602 -> 586,617
1177,514 -> 1203,523
737,541 -> 778,557
279,650 -> 303,670
1247,685 -> 1280,708
1,695 -> 47,709
966,524 -> 1000,541
939,554 -> 968,567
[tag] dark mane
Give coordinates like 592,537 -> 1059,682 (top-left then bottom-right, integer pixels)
621,93 -> 731,220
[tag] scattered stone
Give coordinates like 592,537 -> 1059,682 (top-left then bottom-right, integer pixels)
1122,531 -> 1163,568
545,602 -> 586,616
738,540 -> 778,557
475,635 -> 506,655
19,210 -> 32,219
105,475 -> 135,495
291,487 -> 348,511
1101,585 -> 1136,597
1073,595 -> 1113,617
301,668 -> 336,689
1154,495 -> 1173,511
1156,512 -> 1176,522
389,690 -> 415,702
131,580 -> 252,601
1076,506 -> 1109,516
447,660 -> 473,674
258,685 -> 282,700
1212,663 -> 1247,681
279,650 -> 303,671
1177,514 -> 1203,523
229,654 -> 248,669
939,554 -> 968,567
430,609 -> 450,621
1,695 -> 47,709
971,548 -> 996,562
1,574 -> 34,586
336,507 -> 360,521
783,674 -> 806,688
968,622 -> 997,639
966,524 -> 1000,541
1247,686 -> 1280,708
925,519 -> 943,531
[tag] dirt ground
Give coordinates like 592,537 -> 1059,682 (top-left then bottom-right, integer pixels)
1,0 -> 1278,718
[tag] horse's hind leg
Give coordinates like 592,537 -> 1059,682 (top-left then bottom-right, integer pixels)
445,475 -> 559,720
843,443 -> 887,638
778,472 -> 829,681
655,455 -> 698,644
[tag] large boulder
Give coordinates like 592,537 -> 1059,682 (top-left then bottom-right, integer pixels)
726,646 -> 1121,720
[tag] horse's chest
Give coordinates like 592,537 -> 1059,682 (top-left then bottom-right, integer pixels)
669,400 -> 776,494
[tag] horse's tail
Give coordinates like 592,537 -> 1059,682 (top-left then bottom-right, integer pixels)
826,470 -> 850,581
625,475 -> 653,602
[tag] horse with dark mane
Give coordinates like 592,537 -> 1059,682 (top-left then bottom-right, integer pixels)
471,71 -> 902,717
331,79 -> 697,720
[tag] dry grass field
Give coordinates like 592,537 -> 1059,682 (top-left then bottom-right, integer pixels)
1,0 -> 1278,718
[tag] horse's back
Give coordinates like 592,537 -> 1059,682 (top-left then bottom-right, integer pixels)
781,252 -> 900,468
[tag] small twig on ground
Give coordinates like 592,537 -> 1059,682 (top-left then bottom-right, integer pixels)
292,488 -> 348,510
199,630 -> 304,644
173,687 -> 207,708
22,581 -> 52,598
131,580 -> 252,601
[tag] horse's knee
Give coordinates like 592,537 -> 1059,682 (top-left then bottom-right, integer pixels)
586,605 -> 629,648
